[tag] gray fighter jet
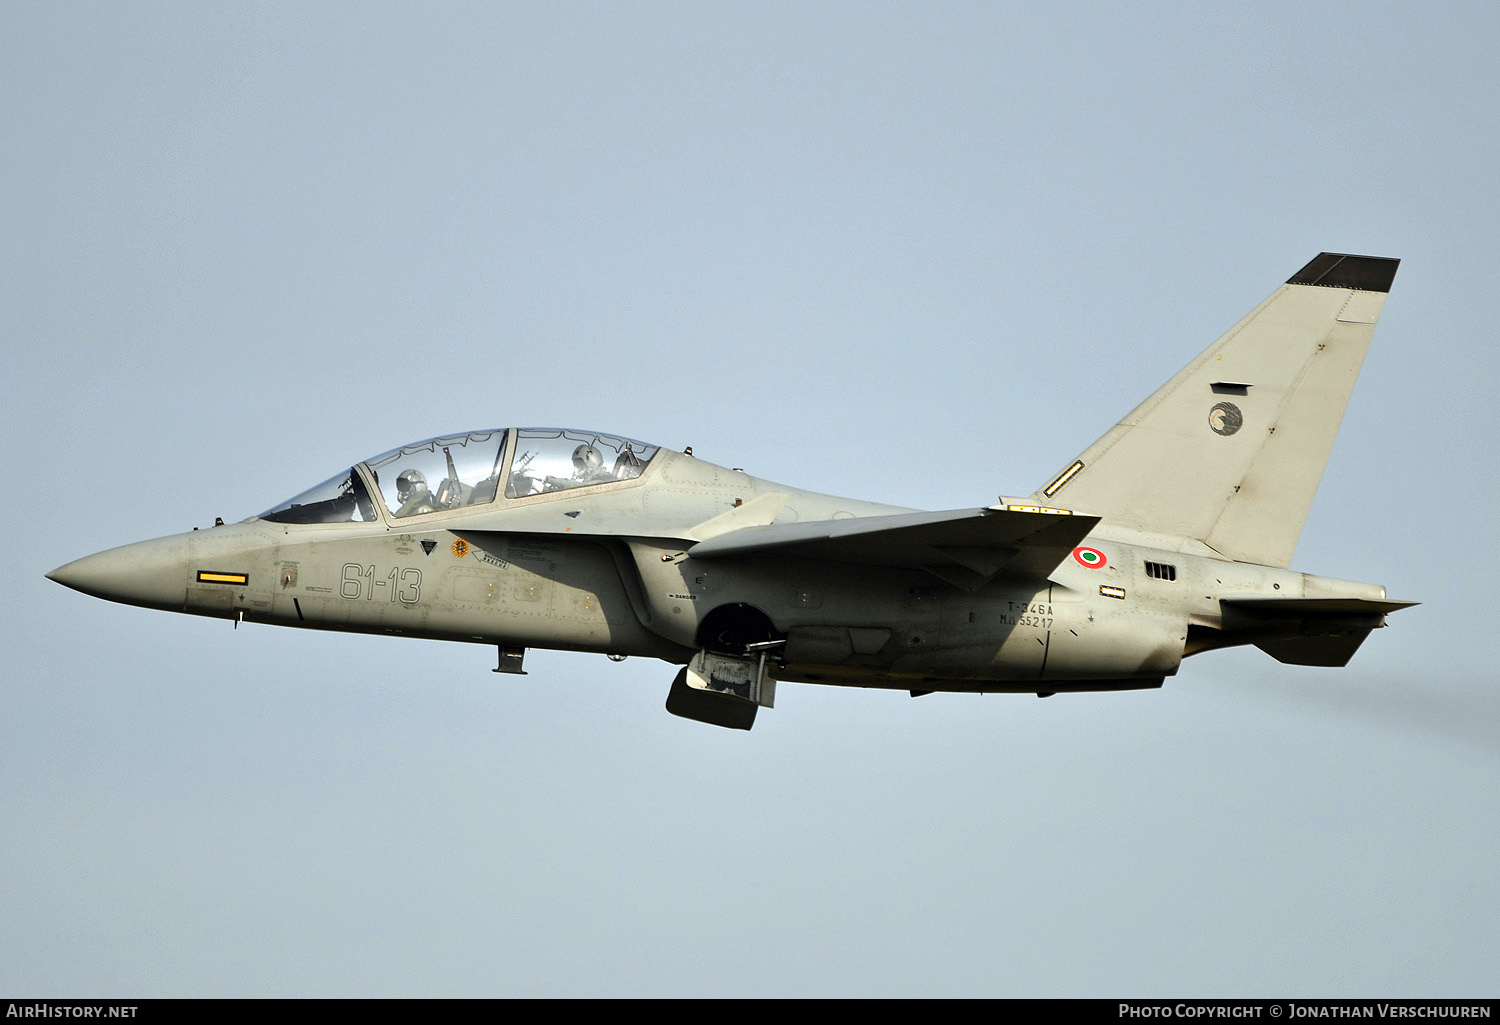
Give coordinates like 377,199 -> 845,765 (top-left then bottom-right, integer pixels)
50,253 -> 1415,729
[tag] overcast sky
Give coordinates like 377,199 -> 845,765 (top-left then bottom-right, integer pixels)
3,1 -> 1497,997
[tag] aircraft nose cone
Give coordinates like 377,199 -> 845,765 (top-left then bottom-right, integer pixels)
48,534 -> 192,611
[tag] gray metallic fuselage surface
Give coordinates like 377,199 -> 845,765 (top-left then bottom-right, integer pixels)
50,255 -> 1416,729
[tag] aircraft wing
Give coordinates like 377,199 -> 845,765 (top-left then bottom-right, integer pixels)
686,507 -> 1100,587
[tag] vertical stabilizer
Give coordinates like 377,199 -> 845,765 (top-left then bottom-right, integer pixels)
1033,253 -> 1398,567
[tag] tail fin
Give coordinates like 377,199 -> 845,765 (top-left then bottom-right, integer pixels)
1032,253 -> 1398,567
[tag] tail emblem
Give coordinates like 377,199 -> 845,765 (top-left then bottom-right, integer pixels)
1209,402 -> 1244,436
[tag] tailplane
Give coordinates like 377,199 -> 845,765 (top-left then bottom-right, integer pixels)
1033,253 -> 1398,567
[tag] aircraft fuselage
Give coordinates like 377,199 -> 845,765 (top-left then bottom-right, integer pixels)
49,254 -> 1415,728
50,447 -> 1385,696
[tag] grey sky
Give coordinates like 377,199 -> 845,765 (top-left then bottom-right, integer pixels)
3,1 -> 1496,996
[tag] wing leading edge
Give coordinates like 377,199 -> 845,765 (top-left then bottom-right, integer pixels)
686,507 -> 1101,589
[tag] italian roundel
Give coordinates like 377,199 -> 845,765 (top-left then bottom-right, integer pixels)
1072,546 -> 1107,569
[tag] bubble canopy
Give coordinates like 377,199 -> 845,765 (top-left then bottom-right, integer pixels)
257,429 -> 660,524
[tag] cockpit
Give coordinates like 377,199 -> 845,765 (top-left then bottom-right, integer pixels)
257,428 -> 660,525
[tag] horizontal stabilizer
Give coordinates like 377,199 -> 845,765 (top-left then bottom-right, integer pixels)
1220,596 -> 1417,667
1221,597 -> 1418,618
687,507 -> 1100,584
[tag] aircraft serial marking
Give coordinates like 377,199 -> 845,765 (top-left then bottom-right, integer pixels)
999,613 -> 1053,629
340,564 -> 421,603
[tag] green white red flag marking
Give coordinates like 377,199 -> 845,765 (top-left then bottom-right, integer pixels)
1072,546 -> 1107,569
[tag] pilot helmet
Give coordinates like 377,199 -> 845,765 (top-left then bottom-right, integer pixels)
572,444 -> 604,474
396,468 -> 428,501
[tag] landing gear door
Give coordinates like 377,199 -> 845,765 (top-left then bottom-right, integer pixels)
665,651 -> 776,731
685,650 -> 774,707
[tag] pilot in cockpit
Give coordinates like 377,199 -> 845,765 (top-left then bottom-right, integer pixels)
395,468 -> 437,517
571,444 -> 615,484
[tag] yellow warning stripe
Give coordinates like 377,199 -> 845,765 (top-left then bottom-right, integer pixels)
197,571 -> 248,586
1043,460 -> 1084,497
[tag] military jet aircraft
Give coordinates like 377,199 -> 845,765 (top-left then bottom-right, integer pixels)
49,252 -> 1414,729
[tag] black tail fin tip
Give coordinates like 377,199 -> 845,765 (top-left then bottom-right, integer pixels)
1287,253 -> 1400,293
